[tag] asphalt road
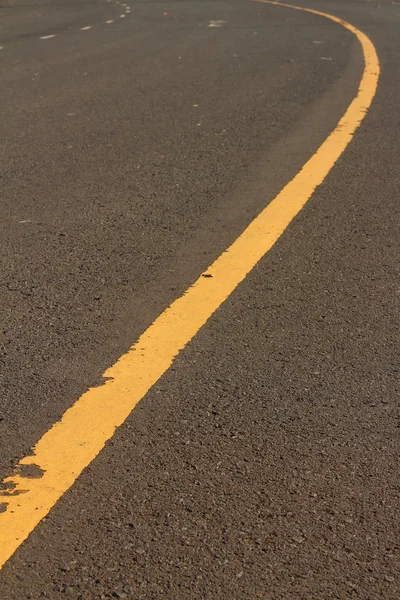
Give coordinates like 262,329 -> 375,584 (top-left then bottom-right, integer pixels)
0,0 -> 399,597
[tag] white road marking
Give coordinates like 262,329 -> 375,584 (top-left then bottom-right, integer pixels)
105,20 -> 114,24
40,34 -> 56,40
120,14 -> 126,18
81,26 -> 92,30
208,20 -> 225,27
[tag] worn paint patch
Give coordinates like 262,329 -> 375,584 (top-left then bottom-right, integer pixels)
15,464 -> 45,479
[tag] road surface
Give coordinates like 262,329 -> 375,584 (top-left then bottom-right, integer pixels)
0,0 -> 399,597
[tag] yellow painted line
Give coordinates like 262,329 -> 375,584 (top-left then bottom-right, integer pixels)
0,1 -> 379,570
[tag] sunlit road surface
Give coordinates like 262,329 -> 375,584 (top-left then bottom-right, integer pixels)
0,0 -> 399,597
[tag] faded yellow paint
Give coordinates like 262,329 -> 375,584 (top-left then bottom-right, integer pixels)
0,1 -> 379,570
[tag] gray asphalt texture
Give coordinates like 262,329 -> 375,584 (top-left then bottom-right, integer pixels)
0,0 -> 399,597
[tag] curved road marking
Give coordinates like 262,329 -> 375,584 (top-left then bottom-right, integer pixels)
0,1 -> 379,570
